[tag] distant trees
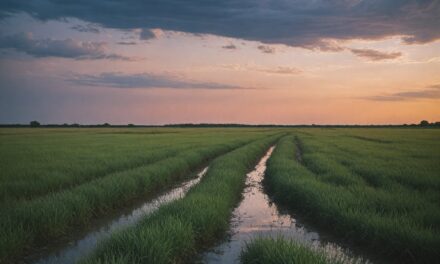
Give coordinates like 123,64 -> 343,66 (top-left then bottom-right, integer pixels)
10,121 -> 436,128
420,120 -> 429,126
23,122 -> 119,127
419,120 -> 439,127
30,121 -> 40,127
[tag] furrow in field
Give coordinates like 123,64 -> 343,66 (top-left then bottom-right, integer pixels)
0,136 -> 266,263
262,135 -> 440,263
299,134 -> 439,202
28,167 -> 209,264
200,139 -> 363,264
345,135 -> 392,144
79,134 -> 282,264
1,128 -> 263,203
0,142 -> 207,203
294,135 -> 303,163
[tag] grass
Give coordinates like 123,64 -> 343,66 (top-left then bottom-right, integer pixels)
0,127 -> 280,262
80,134 -> 281,264
264,129 -> 440,263
241,238 -> 342,264
0,128 -> 268,202
1,127 -> 438,263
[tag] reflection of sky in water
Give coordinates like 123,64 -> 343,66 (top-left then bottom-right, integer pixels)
201,147 -> 368,264
32,167 -> 208,264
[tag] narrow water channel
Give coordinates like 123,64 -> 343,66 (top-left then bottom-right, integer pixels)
200,146 -> 368,264
29,167 -> 209,264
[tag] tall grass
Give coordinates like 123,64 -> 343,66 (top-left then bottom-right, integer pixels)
80,134 -> 281,264
0,128 -> 269,202
0,128 -> 276,262
2,127 -> 437,263
264,131 -> 440,263
241,238 -> 342,264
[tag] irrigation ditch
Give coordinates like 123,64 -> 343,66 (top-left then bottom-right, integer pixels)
22,136 -> 389,263
198,144 -> 371,264
24,167 -> 209,264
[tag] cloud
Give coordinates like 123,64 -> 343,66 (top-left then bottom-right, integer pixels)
257,45 -> 276,54
139,28 -> 156,40
67,72 -> 249,90
257,66 -> 302,75
1,1 -> 438,48
71,23 -> 100,33
117,41 -> 137,45
221,64 -> 302,75
350,48 -> 402,61
363,84 -> 440,101
0,32 -> 132,60
139,28 -> 167,40
222,44 -> 237,50
304,39 -> 345,52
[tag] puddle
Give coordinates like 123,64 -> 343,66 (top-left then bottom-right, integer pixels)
29,167 -> 209,264
199,146 -> 369,264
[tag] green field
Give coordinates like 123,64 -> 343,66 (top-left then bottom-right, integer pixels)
259,129 -> 440,263
0,127 -> 438,263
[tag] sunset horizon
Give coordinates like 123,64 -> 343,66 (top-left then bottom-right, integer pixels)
1,1 -> 439,125
1,2 -> 439,262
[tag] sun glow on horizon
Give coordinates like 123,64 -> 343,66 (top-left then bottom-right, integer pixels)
1,2 -> 439,124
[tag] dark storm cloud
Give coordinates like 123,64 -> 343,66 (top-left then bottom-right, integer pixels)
0,1 -> 438,48
67,72 -> 248,90
139,29 -> 156,40
350,48 -> 402,61
0,32 -> 132,60
363,84 -> 440,101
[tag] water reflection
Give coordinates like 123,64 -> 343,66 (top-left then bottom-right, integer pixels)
201,147 -> 367,264
32,167 -> 209,264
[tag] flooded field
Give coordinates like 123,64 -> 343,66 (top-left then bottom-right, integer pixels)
29,167 -> 208,264
1,128 -> 438,263
200,147 -> 365,264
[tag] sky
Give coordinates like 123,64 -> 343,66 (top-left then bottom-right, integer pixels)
0,0 -> 439,125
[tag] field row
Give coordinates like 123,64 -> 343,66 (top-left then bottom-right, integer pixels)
0,128 -> 281,262
0,128 -> 274,202
1,128 -> 438,263
81,134 -> 280,263
256,130 -> 440,263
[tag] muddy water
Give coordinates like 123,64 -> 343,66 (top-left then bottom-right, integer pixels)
200,147 -> 368,264
31,167 -> 209,264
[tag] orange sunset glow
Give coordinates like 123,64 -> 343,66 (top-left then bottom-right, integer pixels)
0,1 -> 439,125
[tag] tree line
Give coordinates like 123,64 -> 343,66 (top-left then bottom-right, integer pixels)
0,120 -> 438,128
